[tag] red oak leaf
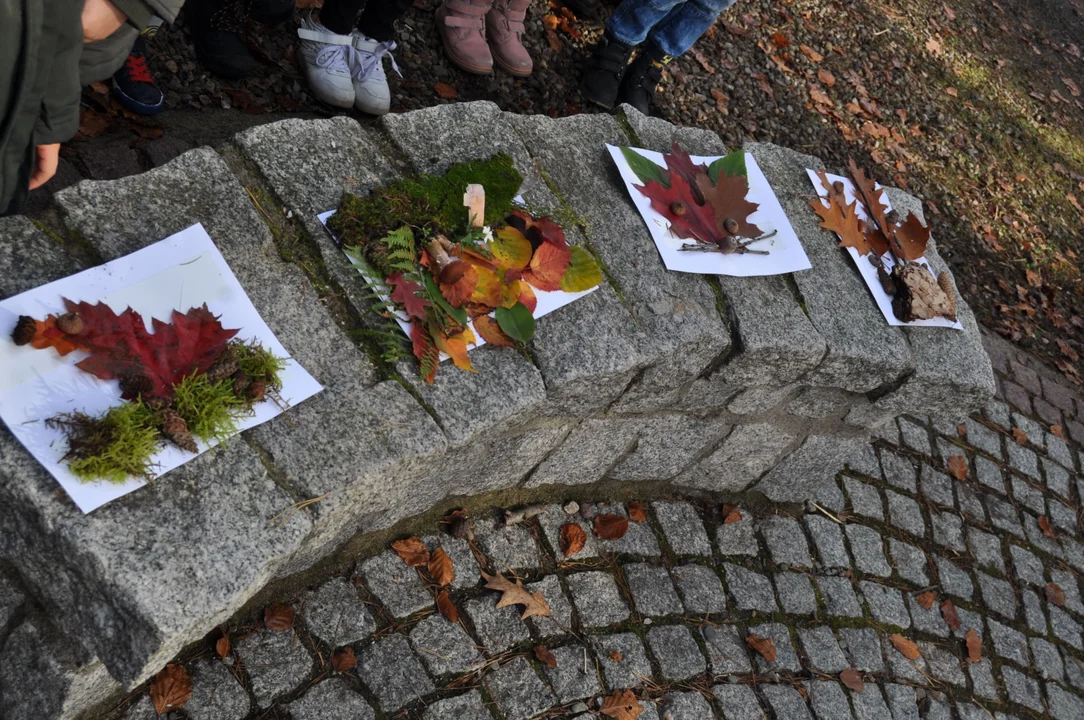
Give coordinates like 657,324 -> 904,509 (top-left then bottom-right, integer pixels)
663,142 -> 710,201
637,172 -> 718,245
387,273 -> 430,319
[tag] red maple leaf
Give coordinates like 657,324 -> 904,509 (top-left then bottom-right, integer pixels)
637,172 -> 718,245
663,142 -> 709,200
387,273 -> 430,319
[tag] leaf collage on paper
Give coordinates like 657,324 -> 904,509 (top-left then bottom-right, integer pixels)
621,143 -> 771,255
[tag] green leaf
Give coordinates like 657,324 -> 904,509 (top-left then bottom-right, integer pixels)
708,150 -> 747,183
423,274 -> 468,326
494,302 -> 536,344
620,146 -> 670,187
383,226 -> 416,253
559,246 -> 604,293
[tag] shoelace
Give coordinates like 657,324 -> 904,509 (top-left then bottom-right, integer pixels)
352,40 -> 402,82
313,42 -> 355,75
125,55 -> 155,84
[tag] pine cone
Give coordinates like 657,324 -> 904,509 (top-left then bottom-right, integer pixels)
232,372 -> 250,398
160,409 -> 197,453
247,379 -> 267,403
877,266 -> 896,296
56,312 -> 83,335
12,316 -> 36,346
204,355 -> 239,384
937,272 -> 958,321
119,374 -> 154,399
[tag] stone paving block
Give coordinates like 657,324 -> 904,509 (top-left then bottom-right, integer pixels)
282,678 -> 374,720
543,644 -> 602,703
934,556 -> 973,600
716,509 -> 760,555
1066,649 -> 1084,691
1047,682 -> 1084,720
838,627 -> 884,672
1049,604 -> 1084,650
955,704 -> 993,720
702,624 -> 752,674
679,424 -> 798,492
648,624 -> 707,680
0,217 -> 82,299
776,573 -> 818,615
237,629 -> 314,708
0,570 -> 24,632
899,418 -> 933,455
919,642 -> 965,687
597,503 -> 662,556
1043,459 -> 1074,502
474,520 -> 542,571
184,658 -> 250,720
1009,476 -> 1045,516
484,656 -> 557,720
761,684 -> 814,720
882,634 -> 928,684
967,658 -> 1000,700
888,539 -> 930,586
805,515 -> 851,569
465,596 -> 531,653
567,571 -> 630,627
846,444 -> 882,478
843,478 -> 885,521
729,385 -> 801,415
789,387 -> 852,420
984,400 -> 1012,429
883,684 -> 920,720
1008,544 -> 1046,587
950,606 -> 985,641
409,614 -> 484,676
1021,588 -> 1047,633
655,691 -> 715,720
810,681 -> 854,720
976,572 -> 1017,621
845,524 -> 891,577
1029,636 -> 1065,682
526,417 -> 639,488
1000,666 -> 1043,712
956,482 -> 987,521
303,577 -> 376,647
422,535 -> 480,591
611,415 -> 730,481
672,564 -> 727,615
724,564 -> 779,612
1006,443 -> 1040,480
536,505 -> 601,561
712,683 -> 765,720
121,696 -> 159,720
422,690 -> 495,720
811,478 -> 847,513
1029,515 -> 1067,558
653,501 -> 712,556
527,574 -> 574,639
882,452 -> 919,493
818,576 -> 863,618
968,528 -> 1006,573
761,516 -> 813,569
358,635 -> 435,712
907,592 -> 950,637
919,464 -> 955,507
930,512 -> 965,552
624,563 -> 683,617
1048,498 -> 1077,535
1050,569 -> 1084,615
1045,432 -> 1075,468
886,492 -> 926,538
973,458 -> 1006,493
850,685 -> 894,720
798,626 -> 849,672
861,582 -> 911,628
750,623 -> 801,673
360,551 -> 432,618
985,495 -> 1024,538
987,618 -> 1029,666
591,633 -> 653,689
755,435 -> 869,504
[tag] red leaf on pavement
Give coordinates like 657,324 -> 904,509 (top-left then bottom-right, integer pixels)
1039,516 -> 1057,539
890,634 -> 920,660
941,600 -> 961,631
839,667 -> 864,692
721,504 -> 743,524
1047,582 -> 1066,606
916,591 -> 937,609
594,514 -> 629,540
745,633 -> 777,661
264,603 -> 295,631
559,522 -> 587,556
331,647 -> 357,672
387,273 -> 430,319
216,635 -> 231,659
627,501 -> 647,523
436,589 -> 459,622
428,547 -> 455,587
392,536 -> 431,567
947,455 -> 969,481
1012,427 -> 1028,445
965,629 -> 982,663
434,82 -> 457,98
150,664 -> 192,713
534,645 -> 558,668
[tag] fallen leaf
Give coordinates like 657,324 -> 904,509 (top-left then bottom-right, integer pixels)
1046,582 -> 1066,606
150,664 -> 192,714
331,647 -> 357,672
541,12 -> 559,28
839,667 -> 864,692
890,633 -> 920,660
894,214 -> 933,261
534,645 -> 558,668
947,455 -> 969,481
392,536 -> 431,567
1064,77 -> 1081,97
965,629 -> 982,663
721,504 -> 743,524
216,635 -> 230,659
523,241 -> 571,292
1051,424 -> 1065,439
600,688 -> 644,720
432,326 -> 476,374
1039,515 -> 1056,539
609,650 -> 624,661
957,423 -> 967,437
436,589 -> 459,622
1012,427 -> 1028,445
810,170 -> 870,254
946,87 -> 958,97
745,633 -> 777,661
627,501 -> 647,523
545,27 -> 562,51
941,599 -> 961,630
800,44 -> 824,62
481,570 -> 553,619
428,547 -> 455,587
473,315 -> 515,347
696,171 -> 762,241
387,273 -> 430,319
433,82 -> 458,99
817,69 -> 836,87
264,603 -> 295,631
926,37 -> 942,54
916,591 -> 937,609
559,522 -> 587,556
594,514 -> 630,540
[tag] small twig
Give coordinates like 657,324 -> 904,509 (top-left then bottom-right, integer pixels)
810,502 -> 844,525
269,493 -> 329,528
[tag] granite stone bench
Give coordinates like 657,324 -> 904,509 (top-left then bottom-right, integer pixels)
0,102 -> 993,719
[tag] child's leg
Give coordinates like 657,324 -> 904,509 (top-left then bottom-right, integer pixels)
644,0 -> 739,58
320,0 -> 366,34
604,0 -> 690,49
357,0 -> 415,42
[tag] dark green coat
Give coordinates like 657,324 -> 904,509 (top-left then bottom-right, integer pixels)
0,0 -> 84,216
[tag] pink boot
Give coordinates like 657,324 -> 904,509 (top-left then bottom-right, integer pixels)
486,0 -> 533,76
436,0 -> 495,74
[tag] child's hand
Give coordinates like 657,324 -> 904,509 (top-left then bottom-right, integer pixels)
82,0 -> 128,43
29,144 -> 60,191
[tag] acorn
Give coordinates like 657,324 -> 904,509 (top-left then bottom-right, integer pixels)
56,312 -> 83,335
832,180 -> 845,195
12,316 -> 36,346
885,209 -> 900,226
670,201 -> 687,216
723,218 -> 740,235
160,409 -> 197,453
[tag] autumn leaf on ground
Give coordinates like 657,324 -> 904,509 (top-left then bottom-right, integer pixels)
721,504 -> 742,524
627,501 -> 647,523
745,633 -> 777,661
636,172 -> 718,245
438,263 -> 479,308
434,82 -> 457,98
1039,516 -> 1057,539
1012,427 -> 1028,445
436,590 -> 459,622
331,647 -> 357,672
387,273 -> 430,319
534,645 -> 558,668
1047,582 -> 1066,606
965,629 -> 982,663
150,664 -> 192,714
1051,424 -> 1065,439
522,241 -> 571,292
481,570 -> 553,619
695,172 -> 762,240
916,591 -> 937,609
608,650 -> 623,661
662,142 -> 710,193
216,635 -> 231,659
392,536 -> 431,567
846,160 -> 894,249
264,603 -> 295,631
839,668 -> 864,692
594,514 -> 629,540
428,547 -> 455,587
473,315 -> 515,347
507,209 -> 570,250
946,455 -> 969,481
890,633 -> 921,660
941,599 -> 961,631
559,522 -> 587,556
800,44 -> 824,62
490,226 -> 534,270
433,326 -> 476,373
600,689 -> 644,720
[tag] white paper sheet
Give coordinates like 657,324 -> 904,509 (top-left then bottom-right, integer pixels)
804,169 -> 963,330
0,224 -> 324,513
318,205 -> 598,359
607,145 -> 813,276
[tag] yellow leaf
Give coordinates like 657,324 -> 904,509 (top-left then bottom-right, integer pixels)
433,327 -> 476,373
559,246 -> 603,292
471,266 -> 504,307
490,227 -> 533,270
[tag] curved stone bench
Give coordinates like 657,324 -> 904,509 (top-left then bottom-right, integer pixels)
0,102 -> 993,718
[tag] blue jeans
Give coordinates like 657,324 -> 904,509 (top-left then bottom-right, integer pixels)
606,0 -> 738,57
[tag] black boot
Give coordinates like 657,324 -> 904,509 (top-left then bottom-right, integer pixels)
618,49 -> 665,116
563,0 -> 603,21
580,32 -> 635,110
186,0 -> 258,79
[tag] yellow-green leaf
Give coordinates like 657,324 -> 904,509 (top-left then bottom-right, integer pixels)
490,227 -> 533,270
559,246 -> 603,292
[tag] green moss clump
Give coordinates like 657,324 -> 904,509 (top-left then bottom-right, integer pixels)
233,341 -> 288,391
172,374 -> 249,445
51,404 -> 160,484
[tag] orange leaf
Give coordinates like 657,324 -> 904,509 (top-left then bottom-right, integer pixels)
1047,582 -> 1066,606
1039,516 -> 1057,539
470,267 -> 505,309
434,82 -> 458,98
946,455 -> 968,481
817,68 -> 836,87
608,650 -> 623,662
965,629 -> 982,663
810,171 -> 870,254
941,599 -> 961,631
890,634 -> 920,660
600,689 -> 644,720
894,213 -> 932,261
150,664 -> 192,714
745,633 -> 777,661
594,514 -> 629,540
534,644 -> 558,668
1051,424 -> 1065,439
264,603 -> 295,631
331,647 -> 357,672
956,423 -> 967,437
516,282 -> 538,314
392,536 -> 431,567
428,547 -> 455,587
721,504 -> 743,524
627,501 -> 647,523
915,591 -> 937,609
216,635 -> 231,659
473,315 -> 515,347
410,325 -> 439,384
1012,427 -> 1028,445
436,589 -> 459,622
542,12 -> 559,29
839,667 -> 864,692
439,263 -> 479,308
433,327 -> 476,373
559,522 -> 587,556
523,242 -> 571,292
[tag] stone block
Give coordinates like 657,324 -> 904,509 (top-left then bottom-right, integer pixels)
760,516 -> 812,568
409,614 -> 484,676
761,684 -> 813,719
526,574 -> 574,639
701,624 -> 752,675
817,576 -> 863,618
672,564 -> 727,615
0,217 -> 82,299
596,503 -> 661,556
798,626 -> 849,672
716,508 -> 759,555
1001,666 -> 1042,712
976,572 -> 1017,621
543,643 -> 602,703
750,623 -> 800,672
843,477 -> 885,520
623,563 -> 682,617
526,417 -> 639,488
658,692 -> 715,720
652,501 -> 712,556
788,387 -> 853,419
591,633 -> 653,689
887,539 -> 930,586
646,624 -> 707,680
484,656 -> 556,720
359,551 -> 432,618
838,627 -> 883,672
566,571 -> 629,627
358,634 -> 434,712
464,595 -> 530,653
712,684 -> 764,720
678,424 -> 797,492
845,524 -> 891,577
723,564 -> 778,612
610,414 -> 730,482
474,518 -> 542,571
754,434 -> 869,503
422,691 -> 494,720
775,572 -> 818,615
810,681 -> 854,720
860,581 -> 910,628
849,686 -> 893,720
236,628 -> 314,708
805,515 -> 851,569
282,678 -> 373,720
302,577 -> 375,646
185,658 -> 251,720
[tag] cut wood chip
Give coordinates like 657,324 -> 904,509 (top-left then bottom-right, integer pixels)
745,633 -> 777,662
392,536 -> 431,567
215,635 -> 231,660
915,591 -> 937,609
890,633 -> 921,660
264,603 -> 295,631
534,644 -> 558,668
150,664 -> 192,714
600,688 -> 644,720
437,589 -> 460,622
627,501 -> 647,523
1046,582 -> 1066,607
839,667 -> 864,693
428,547 -> 455,587
941,599 -> 961,631
594,514 -> 629,540
559,522 -> 587,556
965,628 -> 982,663
331,647 -> 357,672
946,455 -> 969,481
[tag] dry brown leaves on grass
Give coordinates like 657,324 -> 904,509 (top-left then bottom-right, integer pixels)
965,629 -> 983,663
745,633 -> 777,662
594,514 -> 629,540
428,547 -> 455,587
481,570 -> 552,619
560,522 -> 587,556
150,664 -> 192,713
600,689 -> 644,719
890,634 -> 920,660
331,647 -> 357,672
839,668 -> 864,692
264,603 -> 295,631
392,536 -> 430,567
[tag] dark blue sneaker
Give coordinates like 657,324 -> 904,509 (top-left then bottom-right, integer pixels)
112,35 -> 165,115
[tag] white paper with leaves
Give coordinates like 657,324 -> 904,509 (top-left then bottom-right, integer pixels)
0,224 -> 324,513
608,144 -> 812,276
805,169 -> 963,329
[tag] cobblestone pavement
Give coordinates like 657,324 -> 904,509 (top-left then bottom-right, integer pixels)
105,332 -> 1084,720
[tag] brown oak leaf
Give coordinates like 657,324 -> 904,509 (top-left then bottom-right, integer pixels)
810,170 -> 870,254
890,634 -> 921,660
627,501 -> 647,523
559,522 -> 587,557
894,213 -> 932,261
695,171 -> 762,240
436,589 -> 459,622
392,536 -> 431,567
428,547 -> 455,587
947,455 -> 969,481
916,591 -> 937,609
745,633 -> 777,662
1047,582 -> 1066,607
534,645 -> 558,668
594,514 -> 630,540
941,599 -> 961,631
965,629 -> 982,663
264,603 -> 295,631
481,570 -> 553,619
150,664 -> 192,714
600,689 -> 644,720
332,647 -> 357,672
840,667 -> 864,692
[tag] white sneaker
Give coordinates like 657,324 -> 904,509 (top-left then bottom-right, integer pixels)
297,13 -> 356,109
350,32 -> 401,116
